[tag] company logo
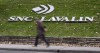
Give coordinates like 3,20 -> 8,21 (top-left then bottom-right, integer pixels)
8,4 -> 94,22
32,4 -> 54,14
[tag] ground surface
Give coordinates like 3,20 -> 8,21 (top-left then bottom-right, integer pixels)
0,50 -> 54,53
0,44 -> 100,53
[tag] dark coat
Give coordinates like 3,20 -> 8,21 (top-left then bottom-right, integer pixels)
36,20 -> 46,35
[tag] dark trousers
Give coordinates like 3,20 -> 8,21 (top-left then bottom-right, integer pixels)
34,34 -> 49,46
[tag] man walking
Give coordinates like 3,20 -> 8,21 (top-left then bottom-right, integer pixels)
34,20 -> 49,47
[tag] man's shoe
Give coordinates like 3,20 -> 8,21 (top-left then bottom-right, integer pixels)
46,45 -> 49,47
32,45 -> 37,47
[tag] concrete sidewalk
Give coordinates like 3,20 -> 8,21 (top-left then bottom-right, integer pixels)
0,44 -> 100,52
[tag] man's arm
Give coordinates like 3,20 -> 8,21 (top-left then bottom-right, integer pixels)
44,26 -> 48,32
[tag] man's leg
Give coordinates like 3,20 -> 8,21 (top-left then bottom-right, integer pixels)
34,35 -> 39,46
41,35 -> 49,47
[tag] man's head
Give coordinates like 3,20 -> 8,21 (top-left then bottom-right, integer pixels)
35,19 -> 43,25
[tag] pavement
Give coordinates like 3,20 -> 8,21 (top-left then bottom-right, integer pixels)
0,44 -> 100,53
0,50 -> 54,53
